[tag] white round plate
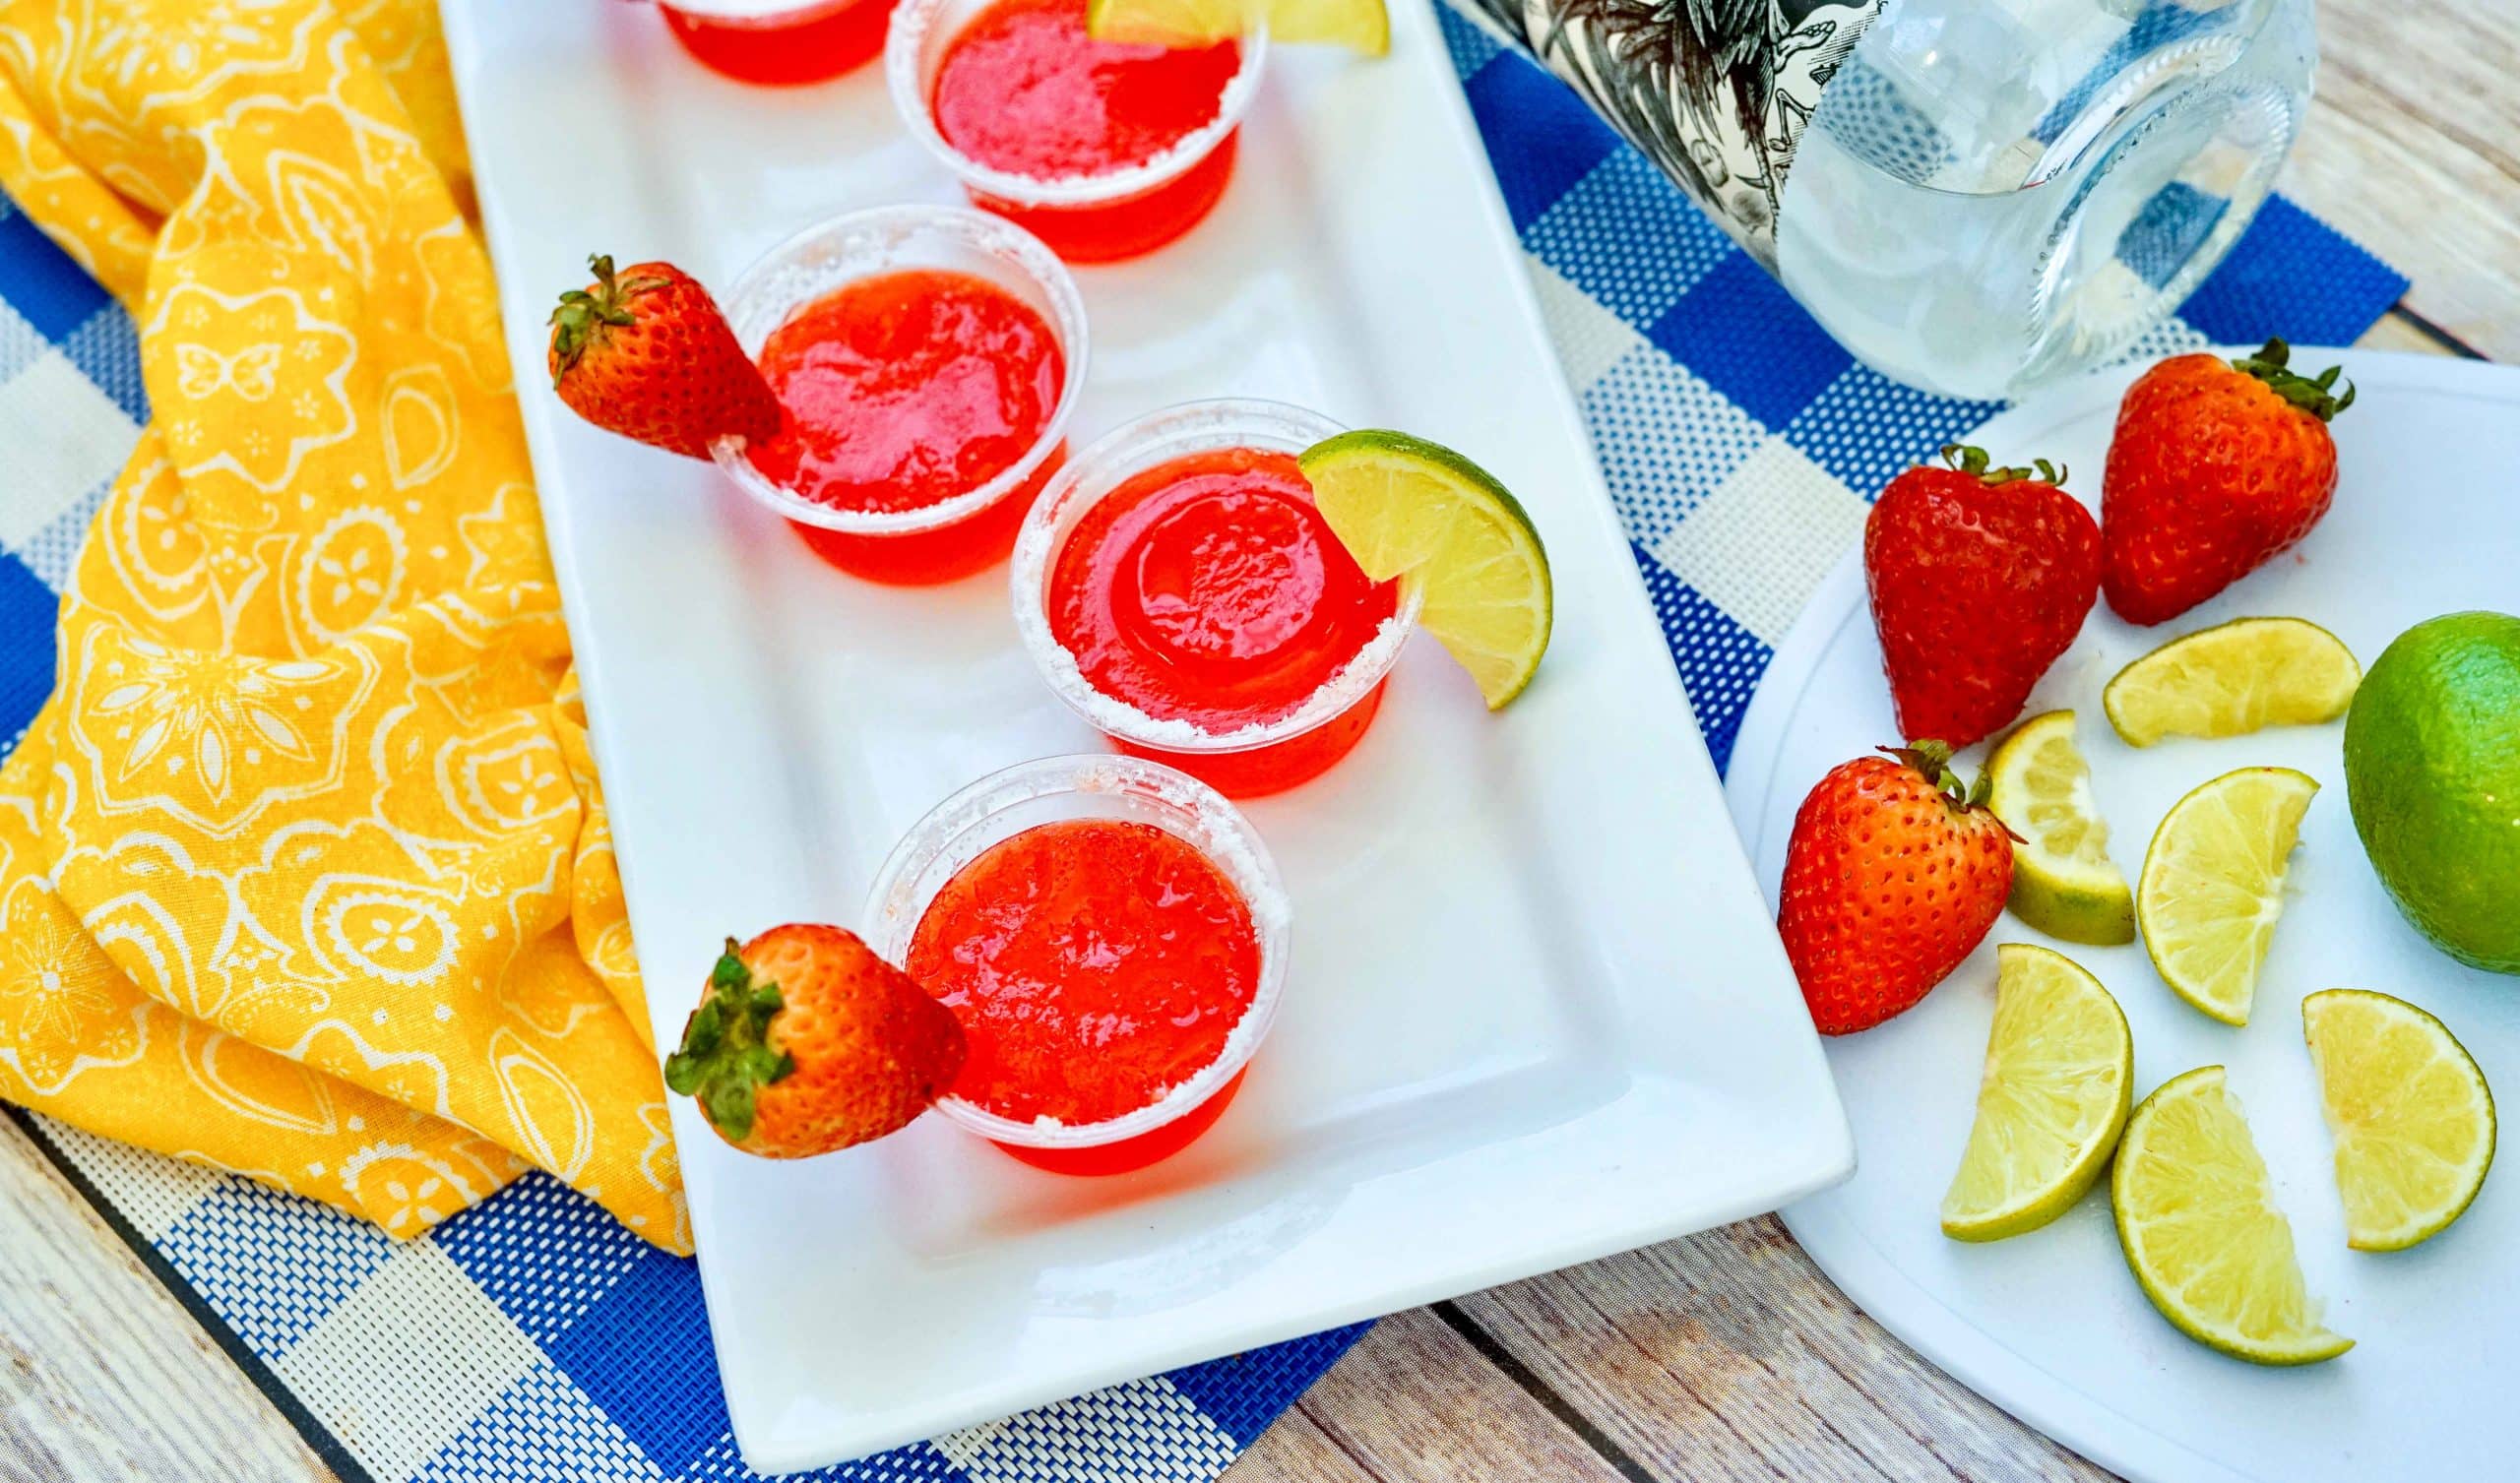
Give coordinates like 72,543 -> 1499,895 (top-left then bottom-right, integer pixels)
1726,350 -> 2520,1483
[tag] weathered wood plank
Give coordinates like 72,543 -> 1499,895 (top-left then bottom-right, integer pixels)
1457,1219 -> 2120,1483
2280,0 -> 2520,357
1270,1308 -> 1631,1483
0,1117 -> 336,1483
2357,310 -> 2465,357
1221,1404 -> 1384,1483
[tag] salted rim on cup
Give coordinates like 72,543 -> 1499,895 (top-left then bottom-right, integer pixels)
1008,398 -> 1423,757
862,754 -> 1291,1149
708,204 -> 1089,537
885,0 -> 1269,211
658,0 -> 873,23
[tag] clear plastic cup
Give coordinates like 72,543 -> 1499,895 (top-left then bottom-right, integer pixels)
1009,399 -> 1421,798
864,755 -> 1290,1175
884,0 -> 1267,262
659,0 -> 898,84
709,206 -> 1088,585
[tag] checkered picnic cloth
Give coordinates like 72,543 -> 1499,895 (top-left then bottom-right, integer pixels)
0,7 -> 2405,1481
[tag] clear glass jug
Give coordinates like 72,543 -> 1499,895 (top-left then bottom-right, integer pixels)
1464,0 -> 2318,400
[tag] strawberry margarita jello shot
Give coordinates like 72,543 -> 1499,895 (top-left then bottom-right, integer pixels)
659,0 -> 898,84
711,207 -> 1088,584
886,0 -> 1263,261
1012,400 -> 1417,797
866,756 -> 1289,1176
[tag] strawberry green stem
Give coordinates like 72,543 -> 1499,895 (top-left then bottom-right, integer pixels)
1883,740 -> 1966,804
1939,444 -> 2067,489
662,938 -> 794,1143
548,252 -> 669,386
1881,739 -> 2010,834
2233,338 -> 2356,421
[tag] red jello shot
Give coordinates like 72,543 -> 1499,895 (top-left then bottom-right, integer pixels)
710,207 -> 1088,585
885,0 -> 1264,262
865,755 -> 1290,1176
1011,400 -> 1418,797
659,0 -> 897,85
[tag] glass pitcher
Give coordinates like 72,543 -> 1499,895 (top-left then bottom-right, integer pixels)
1462,0 -> 2318,401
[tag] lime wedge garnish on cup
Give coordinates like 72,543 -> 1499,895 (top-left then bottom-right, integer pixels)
1299,429 -> 1551,709
1087,0 -> 1390,54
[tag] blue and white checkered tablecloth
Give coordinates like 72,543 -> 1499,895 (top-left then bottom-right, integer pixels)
0,7 -> 2406,1481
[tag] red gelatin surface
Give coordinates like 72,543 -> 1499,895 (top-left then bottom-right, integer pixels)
930,0 -> 1239,178
930,0 -> 1242,260
1048,447 -> 1400,735
907,819 -> 1260,1129
746,268 -> 1062,520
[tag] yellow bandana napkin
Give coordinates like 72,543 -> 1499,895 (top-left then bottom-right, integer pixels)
0,0 -> 687,1250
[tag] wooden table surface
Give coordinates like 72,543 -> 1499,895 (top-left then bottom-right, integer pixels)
5,1 -> 2513,1478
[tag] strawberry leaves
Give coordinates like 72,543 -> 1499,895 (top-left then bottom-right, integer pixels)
664,938 -> 795,1144
2233,338 -> 2356,422
1940,444 -> 2068,489
548,253 -> 669,384
1883,739 -> 2013,832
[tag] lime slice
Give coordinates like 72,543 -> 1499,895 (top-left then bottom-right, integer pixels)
1985,711 -> 2135,946
2303,988 -> 2496,1251
1300,429 -> 1551,709
1086,0 -> 1390,53
2104,617 -> 2360,748
2136,767 -> 2316,1025
2112,1066 -> 2352,1365
1941,944 -> 2134,1242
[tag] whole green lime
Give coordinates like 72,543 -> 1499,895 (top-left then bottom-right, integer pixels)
2343,612 -> 2520,975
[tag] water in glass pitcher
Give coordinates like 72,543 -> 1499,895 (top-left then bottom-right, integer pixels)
1775,0 -> 2315,400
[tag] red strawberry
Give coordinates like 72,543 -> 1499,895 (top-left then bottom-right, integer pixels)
547,253 -> 780,459
665,925 -> 964,1159
1777,743 -> 2016,1035
2102,338 -> 2353,625
1864,445 -> 2101,749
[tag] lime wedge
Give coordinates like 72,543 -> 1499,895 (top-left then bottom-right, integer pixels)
1941,944 -> 2134,1242
2112,1066 -> 2352,1365
1086,0 -> 1390,53
1300,429 -> 1551,709
1985,711 -> 2135,946
2104,617 -> 2361,747
2304,988 -> 2496,1251
2137,767 -> 2316,1025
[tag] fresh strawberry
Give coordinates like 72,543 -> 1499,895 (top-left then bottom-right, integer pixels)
2102,338 -> 2354,625
1777,743 -> 2016,1035
664,925 -> 964,1158
1864,444 -> 2101,749
547,253 -> 780,459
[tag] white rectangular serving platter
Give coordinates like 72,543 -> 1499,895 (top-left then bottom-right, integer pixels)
441,0 -> 1853,1470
